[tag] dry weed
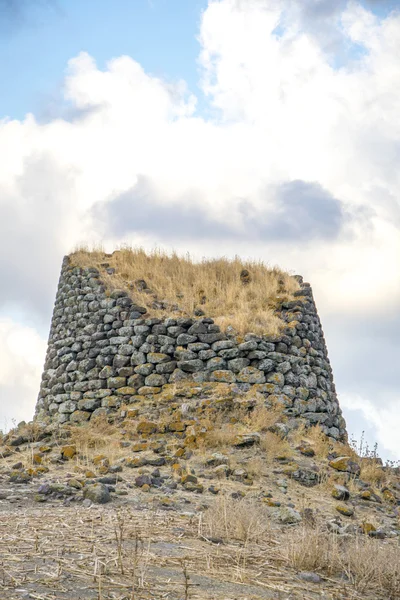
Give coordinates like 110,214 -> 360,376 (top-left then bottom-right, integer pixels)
245,403 -> 283,431
201,422 -> 240,449
359,459 -> 389,488
245,456 -> 266,478
201,495 -> 271,544
260,431 -> 294,463
70,246 -> 301,335
66,415 -> 125,465
285,526 -> 400,597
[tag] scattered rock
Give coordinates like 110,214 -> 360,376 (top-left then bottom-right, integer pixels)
291,468 -> 319,487
329,456 -> 361,475
61,445 -> 77,460
233,433 -> 261,447
336,504 -> 354,517
332,484 -> 350,501
279,506 -> 302,524
298,572 -> 322,584
9,470 -> 31,484
83,483 -> 111,504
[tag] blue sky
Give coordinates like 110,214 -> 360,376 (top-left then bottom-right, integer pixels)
1,0 -> 396,121
0,0 -> 208,120
0,0 -> 400,458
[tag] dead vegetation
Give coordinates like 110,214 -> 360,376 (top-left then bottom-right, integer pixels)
284,526 -> 400,598
67,415 -> 127,468
70,246 -> 301,335
1,499 -> 399,600
200,495 -> 271,544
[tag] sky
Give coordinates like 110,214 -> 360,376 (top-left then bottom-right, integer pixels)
0,0 -> 399,459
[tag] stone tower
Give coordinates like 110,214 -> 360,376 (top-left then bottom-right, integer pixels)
35,255 -> 347,441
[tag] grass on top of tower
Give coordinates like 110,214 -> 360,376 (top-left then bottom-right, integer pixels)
70,246 -> 301,336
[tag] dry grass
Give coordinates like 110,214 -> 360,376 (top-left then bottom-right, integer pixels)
260,431 -> 294,463
66,415 -> 126,466
291,423 -> 349,459
200,422 -> 241,449
359,459 -> 390,488
70,246 -> 301,335
245,403 -> 284,432
245,456 -> 266,478
200,495 -> 271,544
5,420 -> 46,444
284,526 -> 400,598
1,498 -> 398,600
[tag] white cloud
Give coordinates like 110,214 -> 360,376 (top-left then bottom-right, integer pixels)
341,392 -> 400,462
0,0 -> 399,454
0,318 -> 46,430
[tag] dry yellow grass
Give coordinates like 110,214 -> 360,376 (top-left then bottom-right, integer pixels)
70,246 -> 301,335
292,423 -> 345,459
284,526 -> 400,597
260,431 -> 294,463
245,403 -> 283,432
200,421 -> 241,449
359,459 -> 390,488
200,495 -> 271,544
65,415 -> 126,466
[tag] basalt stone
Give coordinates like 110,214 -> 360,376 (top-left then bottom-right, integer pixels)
188,342 -> 210,352
156,361 -> 177,374
218,348 -> 240,359
113,355 -> 130,368
59,400 -> 77,414
99,365 -> 115,379
177,359 -> 204,373
70,410 -> 91,422
228,358 -> 250,372
118,366 -> 134,377
131,335 -> 146,348
145,373 -> 167,387
248,350 -> 267,360
237,367 -> 265,384
175,349 -> 197,360
212,340 -> 235,351
207,357 -> 226,371
188,322 -> 208,335
83,483 -> 111,504
198,349 -> 216,360
127,374 -> 144,389
78,398 -> 101,411
147,353 -> 170,364
176,333 -> 198,345
131,351 -> 146,365
238,341 -> 258,352
257,359 -> 275,372
276,361 -> 291,374
168,326 -> 185,337
107,377 -> 126,389
210,370 -> 236,383
134,363 -> 154,376
198,333 -> 224,344
158,335 -> 176,346
267,372 -> 285,387
169,368 -> 187,383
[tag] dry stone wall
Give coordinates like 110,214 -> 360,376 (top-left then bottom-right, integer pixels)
35,256 -> 347,440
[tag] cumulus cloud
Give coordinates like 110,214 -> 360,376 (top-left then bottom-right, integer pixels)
0,318 -> 46,430
0,0 -> 399,453
0,154 -> 81,321
94,177 -> 347,242
341,392 -> 400,462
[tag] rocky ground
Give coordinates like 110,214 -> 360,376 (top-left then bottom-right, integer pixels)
1,392 -> 400,599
